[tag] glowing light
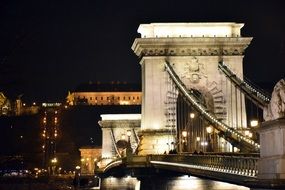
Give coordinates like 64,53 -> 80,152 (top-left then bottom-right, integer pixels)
51,158 -> 57,163
190,113 -> 195,119
138,23 -> 244,38
244,130 -> 250,136
121,134 -> 126,140
250,120 -> 258,127
206,126 -> 213,134
196,137 -> 200,142
182,130 -> 187,138
127,130 -> 132,137
248,132 -> 253,138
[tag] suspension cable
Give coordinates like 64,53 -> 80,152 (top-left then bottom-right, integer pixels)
165,61 -> 259,151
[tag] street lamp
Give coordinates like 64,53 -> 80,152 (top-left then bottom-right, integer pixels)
51,157 -> 57,175
206,126 -> 213,134
196,136 -> 200,151
182,130 -> 187,138
250,119 -> 259,127
75,166 -> 81,188
182,130 -> 187,152
206,126 -> 213,152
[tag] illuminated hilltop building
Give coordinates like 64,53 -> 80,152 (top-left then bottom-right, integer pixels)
66,82 -> 141,106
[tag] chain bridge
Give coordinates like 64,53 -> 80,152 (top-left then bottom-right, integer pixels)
96,23 -> 285,189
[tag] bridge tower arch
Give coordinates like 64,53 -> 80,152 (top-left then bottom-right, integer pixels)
132,23 -> 252,155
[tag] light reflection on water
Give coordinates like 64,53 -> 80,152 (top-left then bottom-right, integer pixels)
98,175 -> 249,190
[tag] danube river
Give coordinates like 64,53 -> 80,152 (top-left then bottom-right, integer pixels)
99,176 -> 249,190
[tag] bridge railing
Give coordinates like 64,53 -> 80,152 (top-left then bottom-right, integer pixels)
149,154 -> 258,177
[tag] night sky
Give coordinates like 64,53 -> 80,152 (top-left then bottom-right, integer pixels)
0,0 -> 284,102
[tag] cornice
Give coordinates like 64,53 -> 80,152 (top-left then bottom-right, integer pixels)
98,120 -> 141,128
132,37 -> 252,57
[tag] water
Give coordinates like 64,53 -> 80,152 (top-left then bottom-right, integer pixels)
98,176 -> 249,190
0,176 -> 250,190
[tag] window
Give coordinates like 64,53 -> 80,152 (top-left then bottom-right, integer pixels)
118,97 -> 120,100
101,97 -> 103,100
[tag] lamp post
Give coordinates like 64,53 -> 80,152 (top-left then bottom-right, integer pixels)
182,130 -> 187,152
196,136 -> 201,152
50,157 -> 57,176
189,112 -> 195,152
75,166 -> 81,188
206,126 -> 213,152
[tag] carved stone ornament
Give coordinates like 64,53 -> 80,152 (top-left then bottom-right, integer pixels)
181,57 -> 207,84
263,79 -> 285,121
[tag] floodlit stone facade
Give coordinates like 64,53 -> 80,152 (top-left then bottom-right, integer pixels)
132,22 -> 252,155
67,83 -> 142,106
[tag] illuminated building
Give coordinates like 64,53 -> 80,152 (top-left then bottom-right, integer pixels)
79,146 -> 102,174
66,82 -> 141,106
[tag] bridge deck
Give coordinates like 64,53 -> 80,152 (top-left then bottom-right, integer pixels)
96,154 -> 285,189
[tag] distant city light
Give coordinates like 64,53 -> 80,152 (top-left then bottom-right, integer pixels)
51,158 -> 57,163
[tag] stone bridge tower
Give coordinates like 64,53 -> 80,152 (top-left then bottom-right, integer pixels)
132,23 -> 252,155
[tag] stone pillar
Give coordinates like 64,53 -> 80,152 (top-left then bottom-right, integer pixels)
258,119 -> 285,179
98,114 -> 141,161
132,23 -> 252,155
